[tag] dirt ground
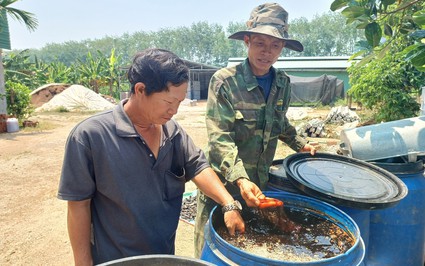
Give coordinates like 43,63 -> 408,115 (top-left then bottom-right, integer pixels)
0,100 -> 339,265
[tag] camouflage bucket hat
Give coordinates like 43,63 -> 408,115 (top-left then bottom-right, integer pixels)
228,3 -> 303,52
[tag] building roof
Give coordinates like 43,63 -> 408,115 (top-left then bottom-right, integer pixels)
121,59 -> 218,73
183,59 -> 218,70
228,56 -> 361,71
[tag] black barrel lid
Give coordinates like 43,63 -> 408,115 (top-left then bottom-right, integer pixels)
283,152 -> 408,209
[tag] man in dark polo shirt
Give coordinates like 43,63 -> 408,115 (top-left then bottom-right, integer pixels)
58,48 -> 263,265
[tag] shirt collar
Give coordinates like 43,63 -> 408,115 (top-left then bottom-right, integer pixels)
240,58 -> 288,91
113,99 -> 180,140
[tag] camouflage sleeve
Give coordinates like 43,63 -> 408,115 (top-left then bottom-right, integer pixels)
278,110 -> 308,151
205,74 -> 250,184
277,72 -> 308,151
279,122 -> 307,152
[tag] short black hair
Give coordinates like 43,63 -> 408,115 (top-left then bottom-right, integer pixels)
127,48 -> 189,95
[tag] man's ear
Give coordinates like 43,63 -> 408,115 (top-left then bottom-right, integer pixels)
243,35 -> 250,46
135,82 -> 146,95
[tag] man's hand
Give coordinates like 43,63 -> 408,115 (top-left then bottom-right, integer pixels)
300,143 -> 316,155
235,178 -> 265,207
223,210 -> 245,235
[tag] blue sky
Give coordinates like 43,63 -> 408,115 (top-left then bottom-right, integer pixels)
7,0 -> 335,50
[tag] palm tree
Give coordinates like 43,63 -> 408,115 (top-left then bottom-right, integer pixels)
0,0 -> 38,131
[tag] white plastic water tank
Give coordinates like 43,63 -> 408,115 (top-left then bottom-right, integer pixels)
6,118 -> 19,133
340,116 -> 425,162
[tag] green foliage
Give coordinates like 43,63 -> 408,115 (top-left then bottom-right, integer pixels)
347,38 -> 425,121
55,106 -> 69,113
74,49 -> 125,95
3,49 -> 35,88
405,28 -> 425,71
332,98 -> 348,107
76,51 -> 105,93
226,21 -> 248,58
5,80 -> 33,120
333,0 -> 425,121
287,12 -> 365,56
0,0 -> 38,32
9,12 -> 360,67
3,48 -> 128,97
1,12 -> 372,116
331,0 -> 425,71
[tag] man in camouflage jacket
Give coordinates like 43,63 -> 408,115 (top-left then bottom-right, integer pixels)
194,3 -> 316,257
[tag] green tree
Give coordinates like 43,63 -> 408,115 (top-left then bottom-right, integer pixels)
0,0 -> 38,119
5,80 -> 32,120
104,48 -> 123,97
76,51 -> 105,93
348,36 -> 425,121
288,12 -> 365,56
7,13 -> 366,67
3,49 -> 34,87
331,0 -> 425,70
332,0 -> 425,121
225,21 -> 247,58
36,41 -> 91,65
0,0 -> 37,32
44,61 -> 72,84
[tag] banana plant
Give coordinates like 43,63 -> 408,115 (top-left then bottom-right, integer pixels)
105,48 -> 124,97
3,50 -> 35,87
76,51 -> 107,93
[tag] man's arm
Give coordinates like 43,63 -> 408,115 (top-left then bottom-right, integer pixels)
205,78 -> 250,184
67,199 -> 92,266
192,167 -> 246,235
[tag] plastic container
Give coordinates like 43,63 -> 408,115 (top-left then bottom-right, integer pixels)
268,154 -> 408,266
6,118 -> 19,133
339,116 -> 425,162
97,255 -> 215,266
366,159 -> 425,266
268,160 -> 371,264
268,159 -> 303,194
201,191 -> 365,266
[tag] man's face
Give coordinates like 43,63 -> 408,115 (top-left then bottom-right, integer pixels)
244,33 -> 285,76
137,82 -> 188,125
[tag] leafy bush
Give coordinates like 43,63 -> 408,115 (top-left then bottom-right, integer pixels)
55,106 -> 69,112
347,38 -> 425,122
5,80 -> 33,120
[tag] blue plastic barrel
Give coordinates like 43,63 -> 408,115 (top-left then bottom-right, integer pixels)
367,159 -> 425,266
201,191 -> 365,266
268,160 -> 371,262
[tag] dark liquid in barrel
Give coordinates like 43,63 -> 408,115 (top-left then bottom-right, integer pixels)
215,207 -> 355,262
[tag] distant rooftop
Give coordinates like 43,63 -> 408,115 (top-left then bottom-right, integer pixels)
228,56 -> 361,71
183,59 -> 218,70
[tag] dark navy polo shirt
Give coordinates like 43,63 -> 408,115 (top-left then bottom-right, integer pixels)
58,100 -> 209,264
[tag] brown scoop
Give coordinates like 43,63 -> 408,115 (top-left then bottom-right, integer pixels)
257,197 -> 302,233
258,197 -> 284,209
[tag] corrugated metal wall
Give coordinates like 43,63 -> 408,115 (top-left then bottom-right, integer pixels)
188,69 -> 217,100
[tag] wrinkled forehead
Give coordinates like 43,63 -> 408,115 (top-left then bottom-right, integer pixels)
164,82 -> 188,101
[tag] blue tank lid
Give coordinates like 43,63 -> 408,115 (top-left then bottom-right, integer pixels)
283,152 -> 408,210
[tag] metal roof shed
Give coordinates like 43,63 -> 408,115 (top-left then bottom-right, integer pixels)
183,60 -> 218,100
228,56 -> 359,93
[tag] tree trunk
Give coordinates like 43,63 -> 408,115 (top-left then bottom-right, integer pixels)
0,49 -> 6,114
0,49 -> 8,132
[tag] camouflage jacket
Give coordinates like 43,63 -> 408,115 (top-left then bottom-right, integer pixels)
205,58 -> 307,193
